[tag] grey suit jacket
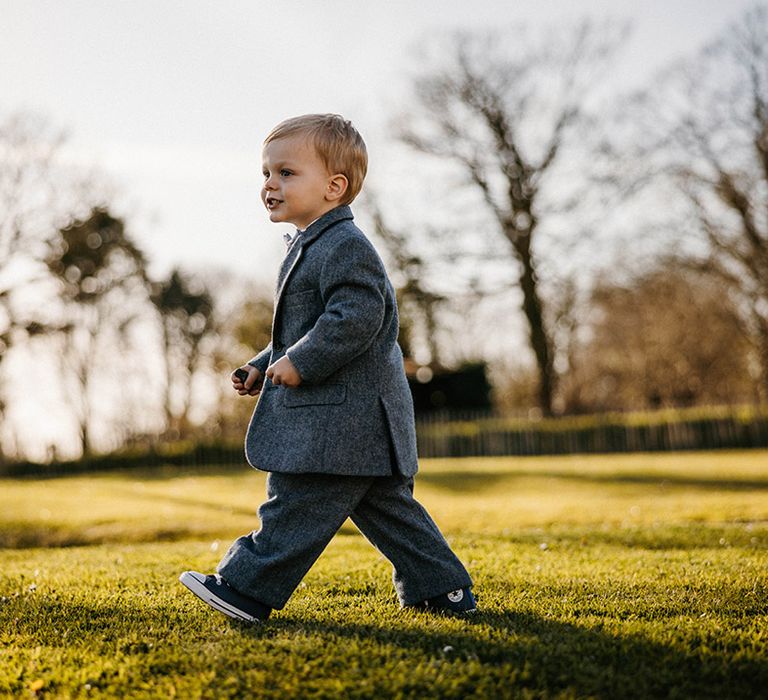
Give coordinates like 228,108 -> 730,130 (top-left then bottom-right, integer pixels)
244,206 -> 419,477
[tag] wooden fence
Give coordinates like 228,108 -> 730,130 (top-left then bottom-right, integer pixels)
415,407 -> 768,458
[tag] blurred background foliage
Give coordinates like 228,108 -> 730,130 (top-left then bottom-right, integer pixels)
1,6 -> 768,464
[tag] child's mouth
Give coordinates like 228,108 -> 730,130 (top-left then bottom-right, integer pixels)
265,197 -> 283,210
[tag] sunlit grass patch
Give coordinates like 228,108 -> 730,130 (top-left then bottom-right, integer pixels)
1,451 -> 767,697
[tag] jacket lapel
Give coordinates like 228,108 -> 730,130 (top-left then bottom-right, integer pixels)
273,206 -> 354,304
275,237 -> 304,300
270,206 -> 355,345
271,240 -> 304,344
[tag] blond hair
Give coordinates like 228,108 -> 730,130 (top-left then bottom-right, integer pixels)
264,114 -> 368,205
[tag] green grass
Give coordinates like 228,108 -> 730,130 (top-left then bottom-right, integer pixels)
1,451 -> 767,699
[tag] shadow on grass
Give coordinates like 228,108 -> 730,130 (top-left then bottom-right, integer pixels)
0,519 -> 360,550
5,593 -> 765,699
483,523 -> 768,551
98,463 -> 259,482
418,469 -> 768,493
246,609 -> 767,699
0,522 -> 224,549
16,462 -> 768,494
5,462 -> 259,483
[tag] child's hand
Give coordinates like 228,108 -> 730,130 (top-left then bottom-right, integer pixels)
232,365 -> 264,396
266,355 -> 302,387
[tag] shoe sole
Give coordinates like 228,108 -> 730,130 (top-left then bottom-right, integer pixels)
179,571 -> 259,623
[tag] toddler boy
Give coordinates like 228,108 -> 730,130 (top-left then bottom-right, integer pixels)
180,114 -> 474,622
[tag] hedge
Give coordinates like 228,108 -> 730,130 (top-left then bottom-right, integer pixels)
2,405 -> 767,477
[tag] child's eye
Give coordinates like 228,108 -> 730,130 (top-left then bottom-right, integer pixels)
280,169 -> 292,177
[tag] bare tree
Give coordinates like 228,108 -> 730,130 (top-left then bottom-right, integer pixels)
0,113 -> 65,459
45,208 -> 149,455
207,277 -> 274,442
397,22 -> 625,415
151,269 -> 216,438
364,196 -> 446,366
564,262 -> 754,412
621,5 -> 768,400
0,112 -> 111,460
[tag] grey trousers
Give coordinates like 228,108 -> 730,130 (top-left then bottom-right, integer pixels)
216,472 -> 472,609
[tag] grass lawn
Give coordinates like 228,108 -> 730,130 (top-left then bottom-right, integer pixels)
1,451 -> 766,698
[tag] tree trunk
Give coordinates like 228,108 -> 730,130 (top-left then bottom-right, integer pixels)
161,322 -> 175,435
508,226 -> 555,415
755,314 -> 768,403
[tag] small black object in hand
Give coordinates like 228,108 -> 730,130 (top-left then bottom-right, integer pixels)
234,368 -> 250,384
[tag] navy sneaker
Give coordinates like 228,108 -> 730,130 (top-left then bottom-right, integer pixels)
411,587 -> 477,615
179,571 -> 271,623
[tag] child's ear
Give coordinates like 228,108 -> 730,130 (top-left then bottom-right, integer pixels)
326,174 -> 349,202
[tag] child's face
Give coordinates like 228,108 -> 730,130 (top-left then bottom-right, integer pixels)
261,135 -> 338,231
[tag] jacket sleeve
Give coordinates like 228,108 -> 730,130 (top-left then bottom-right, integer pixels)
286,236 -> 386,384
248,342 -> 272,374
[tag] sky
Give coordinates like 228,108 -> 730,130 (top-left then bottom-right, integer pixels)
0,0 -> 760,289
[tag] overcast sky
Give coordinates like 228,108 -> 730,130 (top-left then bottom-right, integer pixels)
0,0 -> 759,287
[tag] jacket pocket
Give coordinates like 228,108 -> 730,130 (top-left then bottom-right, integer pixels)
283,288 -> 319,307
283,383 -> 347,407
